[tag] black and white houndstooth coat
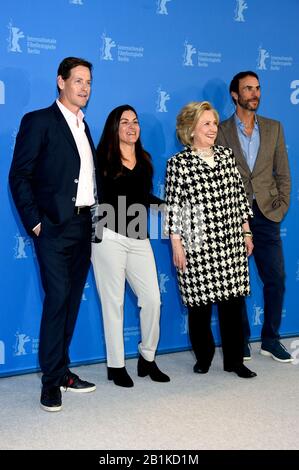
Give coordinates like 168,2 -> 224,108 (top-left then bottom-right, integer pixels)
165,145 -> 253,306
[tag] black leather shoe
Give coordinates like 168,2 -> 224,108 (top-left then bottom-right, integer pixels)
40,386 -> 62,412
107,367 -> 134,387
224,364 -> 257,378
61,372 -> 96,393
193,362 -> 209,374
137,355 -> 170,382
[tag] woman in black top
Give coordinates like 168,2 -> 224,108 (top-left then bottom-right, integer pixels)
91,105 -> 169,387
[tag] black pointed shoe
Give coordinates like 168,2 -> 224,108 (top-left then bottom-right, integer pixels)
137,355 -> 170,382
224,364 -> 257,379
107,367 -> 134,387
193,362 -> 209,374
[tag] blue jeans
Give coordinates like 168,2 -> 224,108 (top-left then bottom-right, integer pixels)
243,201 -> 285,344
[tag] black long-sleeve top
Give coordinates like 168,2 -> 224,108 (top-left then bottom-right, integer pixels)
97,162 -> 163,239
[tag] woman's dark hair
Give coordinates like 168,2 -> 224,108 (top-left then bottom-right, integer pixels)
97,104 -> 153,184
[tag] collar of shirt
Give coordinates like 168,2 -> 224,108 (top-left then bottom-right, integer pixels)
56,99 -> 84,127
234,113 -> 258,136
234,112 -> 260,176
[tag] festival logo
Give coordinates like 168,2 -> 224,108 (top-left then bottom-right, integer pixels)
159,272 -> 170,294
100,32 -> 144,63
257,45 -> 293,71
257,46 -> 270,70
183,40 -> 221,68
156,87 -> 170,112
7,20 -> 57,55
14,233 -> 31,259
7,21 -> 25,53
101,33 -> 116,61
156,0 -> 172,15
253,304 -> 263,326
183,41 -> 196,66
14,331 -> 30,356
234,0 -> 248,22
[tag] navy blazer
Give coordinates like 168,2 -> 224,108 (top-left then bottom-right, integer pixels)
9,102 -> 99,236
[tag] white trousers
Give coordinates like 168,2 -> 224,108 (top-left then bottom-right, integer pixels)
91,228 -> 161,367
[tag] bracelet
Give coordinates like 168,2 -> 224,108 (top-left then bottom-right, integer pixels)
243,231 -> 253,238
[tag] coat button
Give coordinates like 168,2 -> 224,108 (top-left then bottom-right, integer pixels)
74,179 -> 79,183
72,197 -> 76,202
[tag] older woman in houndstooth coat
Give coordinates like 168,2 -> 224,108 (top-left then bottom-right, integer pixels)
165,101 -> 256,379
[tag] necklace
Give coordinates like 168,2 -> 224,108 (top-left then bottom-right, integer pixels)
193,147 -> 214,159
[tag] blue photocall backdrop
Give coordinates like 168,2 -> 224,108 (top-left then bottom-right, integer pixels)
1,0 -> 298,376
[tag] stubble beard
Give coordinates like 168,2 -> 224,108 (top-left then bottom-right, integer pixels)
238,96 -> 260,113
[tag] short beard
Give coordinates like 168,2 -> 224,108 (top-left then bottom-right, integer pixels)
237,97 -> 260,112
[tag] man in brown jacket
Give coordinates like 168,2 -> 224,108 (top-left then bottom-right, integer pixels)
216,71 -> 293,363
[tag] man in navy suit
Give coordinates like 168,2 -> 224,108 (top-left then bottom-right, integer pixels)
9,57 -> 100,412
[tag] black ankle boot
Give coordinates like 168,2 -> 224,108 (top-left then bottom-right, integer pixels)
224,364 -> 257,379
137,355 -> 170,382
193,361 -> 209,374
107,367 -> 134,387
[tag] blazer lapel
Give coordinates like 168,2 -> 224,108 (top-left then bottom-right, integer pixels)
252,116 -> 269,176
225,116 -> 251,174
84,121 -> 97,159
52,102 -> 80,154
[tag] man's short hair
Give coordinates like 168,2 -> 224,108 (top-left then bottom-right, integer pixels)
229,71 -> 259,104
57,57 -> 92,94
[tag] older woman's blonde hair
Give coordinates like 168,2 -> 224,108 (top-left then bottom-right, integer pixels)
176,101 -> 219,146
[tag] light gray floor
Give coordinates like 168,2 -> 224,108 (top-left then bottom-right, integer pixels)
1,338 -> 298,450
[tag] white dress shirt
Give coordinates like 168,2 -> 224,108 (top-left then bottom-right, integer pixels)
56,99 -> 95,207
